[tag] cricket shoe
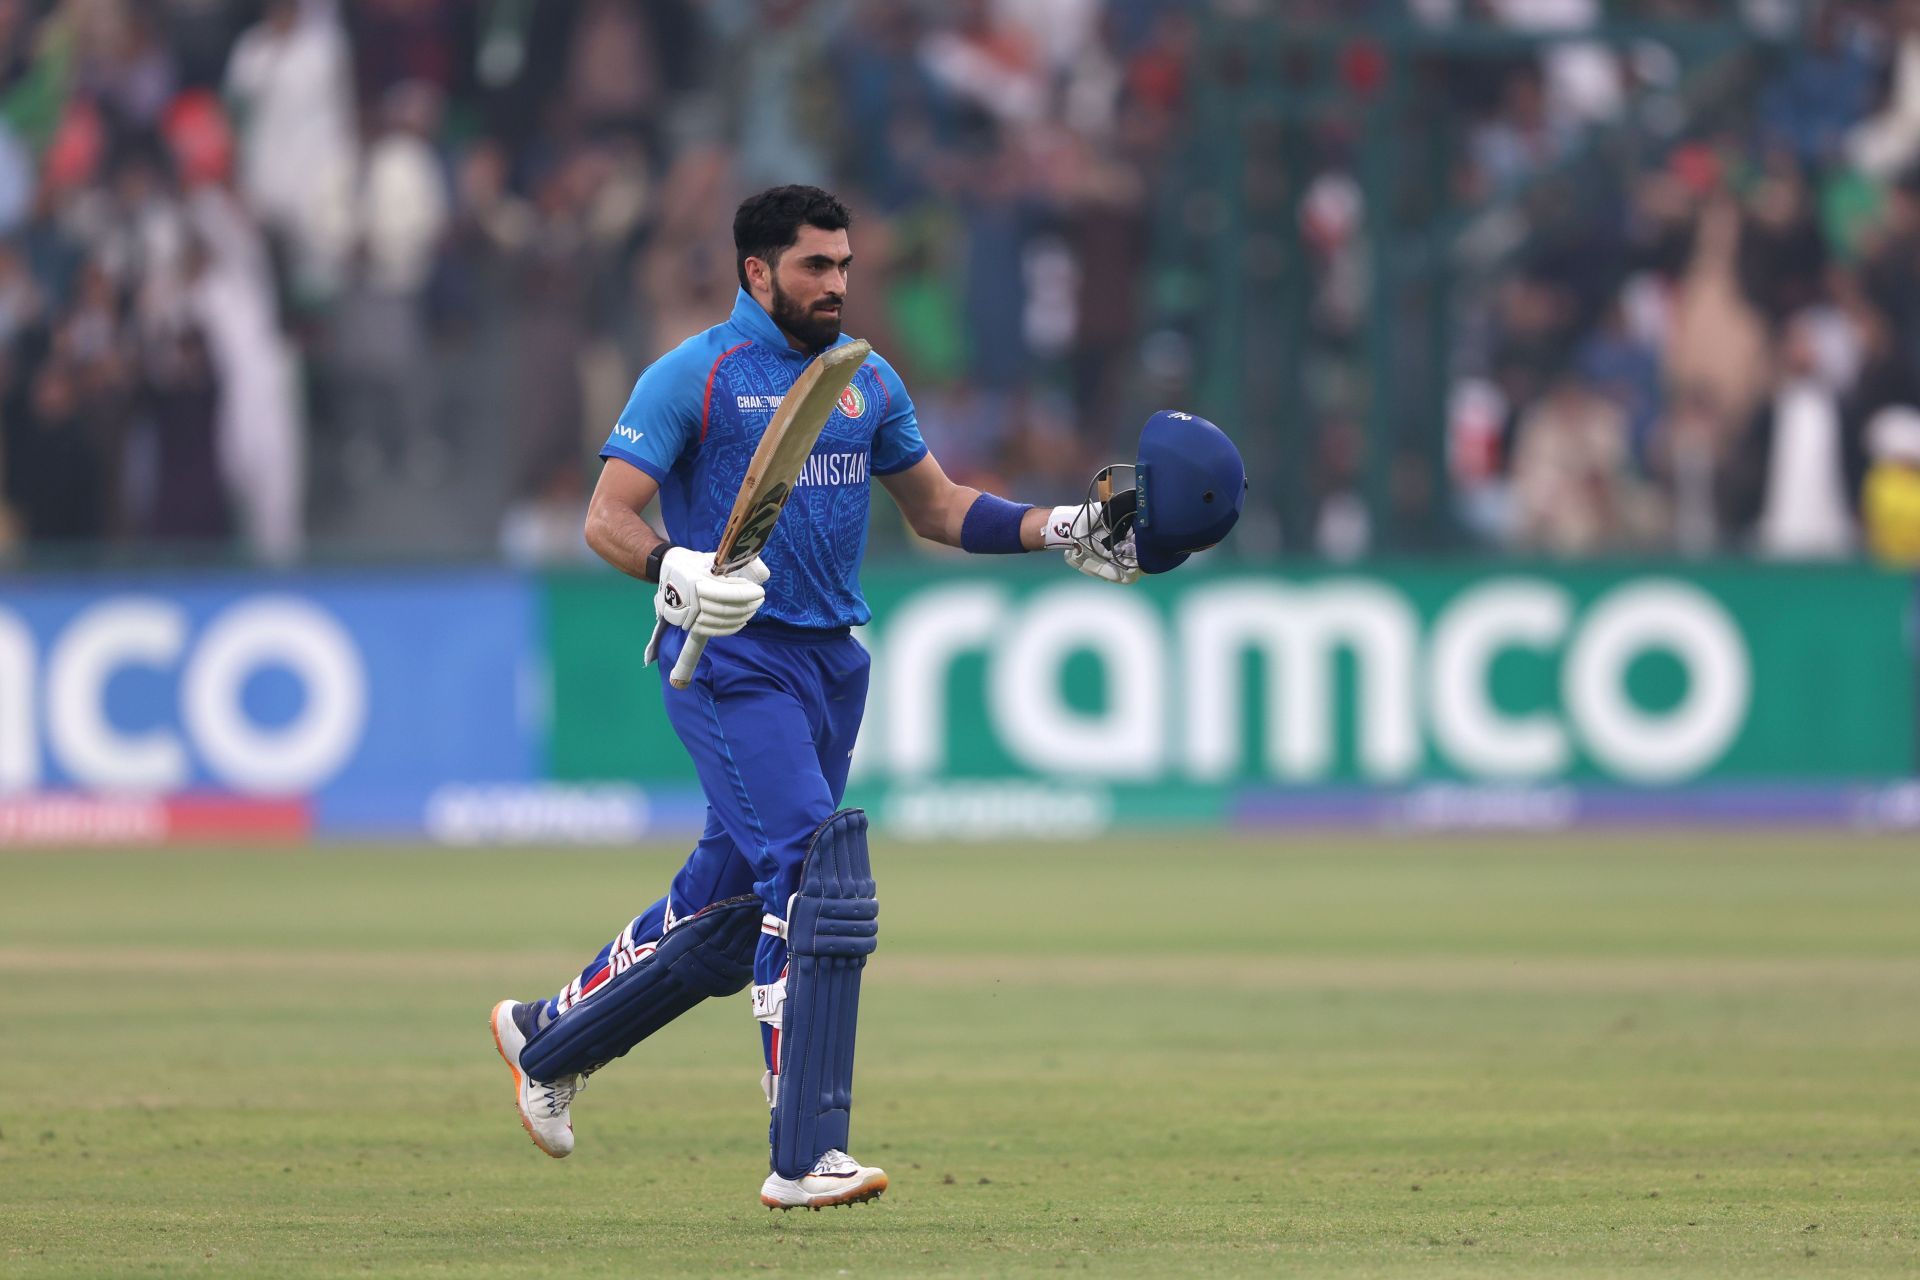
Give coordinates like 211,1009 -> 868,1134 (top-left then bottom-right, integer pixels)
760,1150 -> 889,1210
489,999 -> 584,1158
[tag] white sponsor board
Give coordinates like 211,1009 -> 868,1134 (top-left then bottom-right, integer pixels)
424,783 -> 652,845
852,576 -> 1753,786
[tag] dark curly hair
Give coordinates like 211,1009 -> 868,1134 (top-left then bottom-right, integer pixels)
733,185 -> 853,290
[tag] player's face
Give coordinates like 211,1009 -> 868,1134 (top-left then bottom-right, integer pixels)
766,226 -> 852,351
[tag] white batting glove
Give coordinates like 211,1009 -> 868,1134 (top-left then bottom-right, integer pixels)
1044,502 -> 1141,585
1064,540 -> 1140,584
656,547 -> 770,640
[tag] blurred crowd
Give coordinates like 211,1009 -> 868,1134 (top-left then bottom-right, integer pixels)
1446,0 -> 1920,563
5,0 -> 1918,566
0,0 -> 1193,563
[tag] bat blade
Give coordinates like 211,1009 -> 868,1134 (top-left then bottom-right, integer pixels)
669,339 -> 872,688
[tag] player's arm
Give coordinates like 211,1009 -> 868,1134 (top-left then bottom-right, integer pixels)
585,457 -> 673,582
592,349 -> 772,667
879,452 -> 1138,583
867,351 -> 1134,581
877,453 -> 1050,550
587,457 -> 768,659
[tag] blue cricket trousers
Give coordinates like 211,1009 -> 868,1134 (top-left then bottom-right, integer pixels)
544,619 -> 870,1074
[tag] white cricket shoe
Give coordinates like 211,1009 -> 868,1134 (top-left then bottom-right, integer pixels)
760,1149 -> 889,1210
489,999 -> 583,1158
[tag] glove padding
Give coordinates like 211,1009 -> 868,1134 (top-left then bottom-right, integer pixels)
656,547 -> 770,639
1044,502 -> 1141,585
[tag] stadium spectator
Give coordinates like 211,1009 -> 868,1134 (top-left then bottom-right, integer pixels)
8,341 -> 102,542
1508,373 -> 1665,555
224,0 -> 356,302
1863,404 -> 1920,563
139,320 -> 231,543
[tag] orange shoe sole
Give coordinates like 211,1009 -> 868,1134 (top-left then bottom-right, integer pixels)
763,1173 -> 889,1211
490,1001 -> 569,1159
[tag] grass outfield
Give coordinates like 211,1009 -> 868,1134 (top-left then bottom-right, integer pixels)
2,835 -> 1917,1278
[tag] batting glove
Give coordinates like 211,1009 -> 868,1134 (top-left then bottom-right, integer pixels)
656,547 -> 771,639
1044,502 -> 1141,585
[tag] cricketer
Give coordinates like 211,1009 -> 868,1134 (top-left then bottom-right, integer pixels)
490,185 -> 1244,1210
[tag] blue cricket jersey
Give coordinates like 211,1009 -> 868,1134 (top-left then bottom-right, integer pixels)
600,290 -> 927,630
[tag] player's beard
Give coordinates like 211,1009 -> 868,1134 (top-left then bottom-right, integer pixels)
770,276 -> 843,351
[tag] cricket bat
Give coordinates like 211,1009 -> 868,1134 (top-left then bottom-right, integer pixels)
665,339 -> 872,689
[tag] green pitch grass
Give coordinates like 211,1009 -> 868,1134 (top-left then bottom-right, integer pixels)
2,835 -> 1917,1278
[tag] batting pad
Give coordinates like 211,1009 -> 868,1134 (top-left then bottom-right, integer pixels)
771,808 -> 879,1178
519,895 -> 759,1082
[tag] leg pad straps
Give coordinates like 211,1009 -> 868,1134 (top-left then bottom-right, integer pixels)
520,895 -> 759,1081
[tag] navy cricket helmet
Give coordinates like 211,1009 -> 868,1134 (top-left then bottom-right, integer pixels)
1132,410 -> 1246,573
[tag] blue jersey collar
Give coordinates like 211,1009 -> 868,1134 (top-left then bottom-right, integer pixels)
728,288 -> 857,359
729,289 -> 789,349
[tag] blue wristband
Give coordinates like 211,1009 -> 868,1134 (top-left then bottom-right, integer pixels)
960,493 -> 1034,554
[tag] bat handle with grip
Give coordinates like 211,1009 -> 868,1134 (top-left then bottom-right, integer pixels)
668,545 -> 755,688
668,631 -> 708,689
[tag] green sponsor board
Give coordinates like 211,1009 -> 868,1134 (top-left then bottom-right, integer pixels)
542,563 -> 1916,808
540,572 -> 695,785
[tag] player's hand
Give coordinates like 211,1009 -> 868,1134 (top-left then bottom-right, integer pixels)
1064,539 -> 1140,584
656,547 -> 770,639
1042,502 -> 1095,551
1044,502 -> 1142,585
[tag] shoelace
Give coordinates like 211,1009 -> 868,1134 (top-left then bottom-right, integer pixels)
812,1149 -> 858,1177
533,1074 -> 584,1118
